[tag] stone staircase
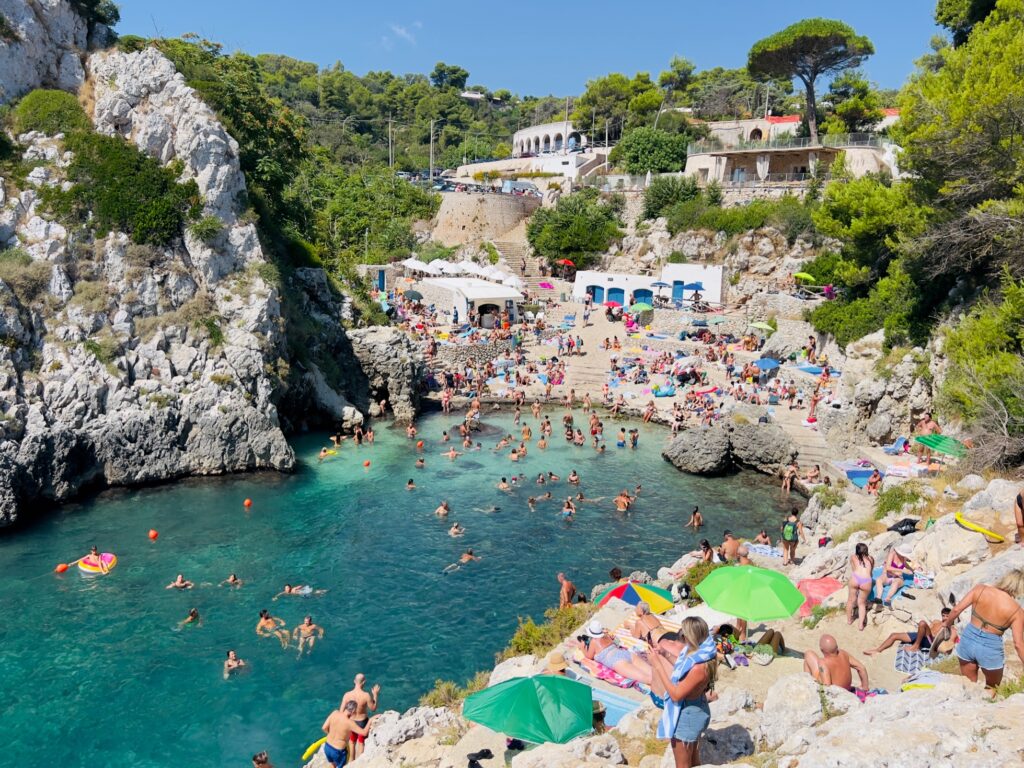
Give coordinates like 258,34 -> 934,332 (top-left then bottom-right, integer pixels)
492,241 -> 563,302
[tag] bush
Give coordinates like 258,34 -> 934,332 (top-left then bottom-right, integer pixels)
12,89 -> 91,136
83,335 -> 120,364
874,482 -> 922,520
70,280 -> 110,313
611,127 -> 688,174
666,250 -> 687,264
416,241 -> 456,263
199,316 -> 225,347
704,180 -> 723,206
679,560 -> 728,605
497,604 -> 594,662
116,34 -> 149,53
527,188 -> 622,270
813,485 -> 846,509
418,671 -> 489,708
804,605 -> 842,629
188,215 -> 223,244
0,248 -> 51,304
44,132 -> 201,245
482,241 -> 500,265
643,175 -> 700,220
666,195 -> 815,243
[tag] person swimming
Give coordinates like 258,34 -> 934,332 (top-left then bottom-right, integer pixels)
568,470 -> 580,486
293,615 -> 325,658
443,549 -> 481,573
449,522 -> 465,537
406,479 -> 416,490
223,649 -> 247,679
434,501 -> 450,517
256,609 -> 289,648
273,584 -> 326,600
166,574 -> 194,590
220,573 -> 243,587
415,457 -> 425,468
179,608 -> 201,628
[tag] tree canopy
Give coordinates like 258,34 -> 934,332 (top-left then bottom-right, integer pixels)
748,18 -> 874,142
526,189 -> 623,269
609,127 -> 689,174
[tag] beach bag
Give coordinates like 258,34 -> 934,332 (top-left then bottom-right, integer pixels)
888,518 -> 918,536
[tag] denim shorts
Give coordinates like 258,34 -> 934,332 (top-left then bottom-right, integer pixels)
956,622 -> 1005,671
673,697 -> 710,743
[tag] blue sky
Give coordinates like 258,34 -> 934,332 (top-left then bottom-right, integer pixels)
119,0 -> 940,96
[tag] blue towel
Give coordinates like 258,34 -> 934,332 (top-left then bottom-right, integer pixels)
657,636 -> 718,739
870,565 -> 911,603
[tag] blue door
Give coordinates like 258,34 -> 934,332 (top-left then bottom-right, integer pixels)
672,281 -> 685,302
607,287 -> 625,305
587,285 -> 605,303
376,270 -> 386,290
633,289 -> 653,304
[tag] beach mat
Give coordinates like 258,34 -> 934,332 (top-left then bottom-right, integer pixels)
895,647 -> 947,674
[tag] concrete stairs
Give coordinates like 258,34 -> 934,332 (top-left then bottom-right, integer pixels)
493,241 -> 562,302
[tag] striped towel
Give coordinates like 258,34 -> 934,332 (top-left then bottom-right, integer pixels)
572,650 -> 639,690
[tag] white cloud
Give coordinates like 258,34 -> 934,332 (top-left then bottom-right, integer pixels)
390,23 -> 416,45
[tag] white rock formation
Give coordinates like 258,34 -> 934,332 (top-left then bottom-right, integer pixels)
0,0 -> 87,102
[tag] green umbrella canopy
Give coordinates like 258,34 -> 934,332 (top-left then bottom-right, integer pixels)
462,675 -> 594,744
793,272 -> 815,281
748,322 -> 774,331
630,302 -> 654,312
914,434 -> 967,458
695,565 -> 805,622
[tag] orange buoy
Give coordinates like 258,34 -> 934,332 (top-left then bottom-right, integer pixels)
55,563 -> 69,573
243,498 -> 253,508
416,440 -> 424,449
148,529 -> 159,541
363,460 -> 371,467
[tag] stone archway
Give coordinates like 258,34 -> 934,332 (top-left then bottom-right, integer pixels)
749,128 -> 763,141
542,135 -> 551,152
554,133 -> 563,151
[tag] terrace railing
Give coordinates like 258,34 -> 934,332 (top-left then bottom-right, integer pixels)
686,133 -> 886,156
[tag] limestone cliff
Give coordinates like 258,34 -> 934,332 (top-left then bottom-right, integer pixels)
0,4 -> 422,526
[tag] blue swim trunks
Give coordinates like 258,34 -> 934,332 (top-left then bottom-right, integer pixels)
956,623 -> 1004,671
324,741 -> 347,766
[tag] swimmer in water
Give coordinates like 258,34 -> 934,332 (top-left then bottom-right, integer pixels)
527,497 -> 537,511
562,497 -> 576,519
537,436 -> 548,449
548,471 -> 560,482
406,479 -> 416,490
220,573 -> 243,588
443,548 -> 482,574
256,609 -> 289,648
166,574 -> 194,590
497,477 -> 510,491
293,615 -> 325,658
449,522 -> 465,537
273,584 -> 326,600
415,458 -> 425,468
223,649 -> 247,680
473,505 -> 501,513
434,501 -> 450,517
179,608 -> 201,628
686,506 -> 703,529
441,431 -> 450,442
442,447 -> 461,459
568,470 -> 581,486
536,473 -> 546,485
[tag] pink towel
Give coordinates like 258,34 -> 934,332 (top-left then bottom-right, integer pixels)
575,656 -> 639,689
797,577 -> 844,618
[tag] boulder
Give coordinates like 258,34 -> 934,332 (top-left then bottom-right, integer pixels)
910,514 -> 990,572
944,547 -> 1024,606
956,473 -> 986,492
729,420 -> 796,474
487,655 -> 538,687
662,428 -> 731,475
510,733 -> 626,767
800,494 -> 854,536
758,674 -> 857,751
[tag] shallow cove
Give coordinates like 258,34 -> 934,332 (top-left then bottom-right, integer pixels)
0,413 -> 799,766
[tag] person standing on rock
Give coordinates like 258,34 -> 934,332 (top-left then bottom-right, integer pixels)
320,700 -> 371,767
557,572 -> 577,608
1014,488 -> 1023,545
846,543 -> 874,631
941,570 -> 1024,695
341,673 -> 380,761
780,510 -> 805,566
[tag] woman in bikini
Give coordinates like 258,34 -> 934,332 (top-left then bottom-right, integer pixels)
630,601 -> 663,645
942,569 -> 1024,694
846,543 -> 874,630
874,545 -> 917,609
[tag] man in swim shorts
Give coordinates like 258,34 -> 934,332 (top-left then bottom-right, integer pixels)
321,700 -> 371,766
256,609 -> 290,648
558,572 -> 577,608
341,674 -> 380,760
293,616 -> 325,658
166,574 -> 194,589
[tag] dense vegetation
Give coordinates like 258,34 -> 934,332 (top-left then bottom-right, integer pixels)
526,188 -> 623,269
12,89 -> 91,135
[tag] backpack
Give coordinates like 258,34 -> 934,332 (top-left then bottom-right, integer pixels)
783,521 -> 798,542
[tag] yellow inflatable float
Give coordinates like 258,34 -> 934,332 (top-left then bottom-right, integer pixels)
954,511 -> 1005,543
301,737 -> 326,761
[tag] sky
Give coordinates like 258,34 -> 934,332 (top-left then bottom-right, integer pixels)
118,0 -> 940,97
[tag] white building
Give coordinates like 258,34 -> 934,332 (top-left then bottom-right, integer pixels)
571,264 -> 724,307
418,278 -> 523,326
513,121 -> 587,157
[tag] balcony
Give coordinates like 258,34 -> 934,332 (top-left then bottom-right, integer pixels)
686,133 -> 886,157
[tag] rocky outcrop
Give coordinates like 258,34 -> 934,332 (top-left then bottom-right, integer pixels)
662,418 -> 796,477
0,0 -> 87,102
0,43 -> 423,525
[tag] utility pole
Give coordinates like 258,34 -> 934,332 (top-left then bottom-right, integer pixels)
387,114 -> 395,167
429,118 -> 435,182
563,96 -> 570,154
763,82 -> 771,119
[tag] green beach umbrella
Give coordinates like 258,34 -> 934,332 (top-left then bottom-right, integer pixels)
793,272 -> 815,281
748,322 -> 774,331
462,675 -> 593,744
914,434 -> 967,458
630,302 -> 654,313
707,316 -> 728,325
695,565 -> 805,622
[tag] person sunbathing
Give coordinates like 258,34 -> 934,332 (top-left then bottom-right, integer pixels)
803,634 -> 869,692
629,602 -> 663,644
582,620 -> 653,684
865,609 -> 954,657
865,469 -> 882,495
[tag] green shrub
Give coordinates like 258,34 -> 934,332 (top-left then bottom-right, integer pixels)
188,215 -> 223,244
803,604 -> 842,629
210,373 -> 233,387
666,250 -> 687,264
0,248 -> 51,304
418,671 -> 489,708
814,485 -> 846,509
83,335 -> 120,364
253,262 -> 281,287
482,241 -> 500,265
497,604 -> 594,662
116,34 -> 149,53
199,316 -> 225,347
527,187 -> 622,270
417,241 -> 456,263
704,180 -> 723,206
643,175 -> 700,220
12,89 -> 91,136
666,195 -> 815,244
44,132 -> 201,245
874,482 -> 922,520
680,561 -> 728,605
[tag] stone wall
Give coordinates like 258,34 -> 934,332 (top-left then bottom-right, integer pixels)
431,193 -> 540,247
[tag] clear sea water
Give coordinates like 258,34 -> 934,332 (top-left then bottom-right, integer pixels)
0,412 -> 799,767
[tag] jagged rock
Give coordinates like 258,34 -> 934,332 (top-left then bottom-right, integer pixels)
348,326 -> 424,425
944,547 -> 1024,605
487,655 -> 538,687
956,474 -> 986,492
0,0 -> 87,103
350,706 -> 461,766
800,494 -> 854,536
662,428 -> 731,475
910,514 -> 990,573
728,420 -> 796,474
758,674 -> 858,751
510,733 -> 626,767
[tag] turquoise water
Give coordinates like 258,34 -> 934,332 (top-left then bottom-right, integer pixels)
0,412 -> 799,767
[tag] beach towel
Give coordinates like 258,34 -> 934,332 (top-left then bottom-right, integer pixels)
895,647 -> 947,674
854,688 -> 887,702
870,566 -> 911,603
796,577 -> 843,618
746,543 -> 783,558
572,651 -> 640,690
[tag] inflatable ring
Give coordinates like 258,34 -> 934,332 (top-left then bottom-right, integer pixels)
324,450 -> 337,455
78,552 -> 117,574
301,737 -> 326,761
954,511 -> 1005,543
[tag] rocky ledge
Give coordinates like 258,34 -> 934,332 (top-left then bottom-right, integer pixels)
662,416 -> 797,477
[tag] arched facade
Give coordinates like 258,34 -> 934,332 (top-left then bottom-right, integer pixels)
512,121 -> 588,157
